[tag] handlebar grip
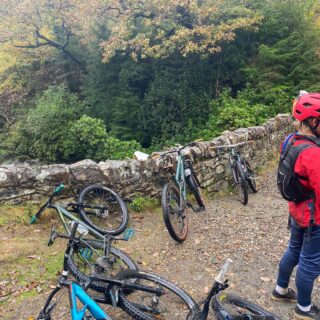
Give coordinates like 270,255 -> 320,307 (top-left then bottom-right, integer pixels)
29,215 -> 37,224
54,183 -> 65,194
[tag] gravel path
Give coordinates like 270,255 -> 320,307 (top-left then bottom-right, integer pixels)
2,165 -> 319,319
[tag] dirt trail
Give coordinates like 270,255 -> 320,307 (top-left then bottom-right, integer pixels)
1,165 -> 318,319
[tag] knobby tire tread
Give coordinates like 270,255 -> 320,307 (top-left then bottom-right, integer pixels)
244,160 -> 258,193
78,184 -> 128,235
185,174 -> 205,209
161,183 -> 188,243
116,270 -> 199,320
235,161 -> 248,205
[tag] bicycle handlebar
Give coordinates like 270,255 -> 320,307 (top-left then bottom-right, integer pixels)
209,140 -> 253,150
152,139 -> 203,159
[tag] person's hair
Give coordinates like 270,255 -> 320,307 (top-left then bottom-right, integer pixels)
300,118 -> 311,128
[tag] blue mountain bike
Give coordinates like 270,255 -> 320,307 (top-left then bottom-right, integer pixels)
38,222 -> 199,320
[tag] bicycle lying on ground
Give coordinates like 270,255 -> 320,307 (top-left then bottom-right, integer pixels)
30,183 -> 129,235
38,221 -> 199,320
214,139 -> 257,205
30,184 -> 137,293
155,140 -> 205,242
187,259 -> 280,320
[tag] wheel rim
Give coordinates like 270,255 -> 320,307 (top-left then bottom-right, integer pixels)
80,187 -> 125,232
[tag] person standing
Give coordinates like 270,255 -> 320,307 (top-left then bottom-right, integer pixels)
273,92 -> 320,320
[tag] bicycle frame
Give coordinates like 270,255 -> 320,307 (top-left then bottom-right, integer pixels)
174,153 -> 187,202
69,282 -> 111,320
50,203 -> 104,239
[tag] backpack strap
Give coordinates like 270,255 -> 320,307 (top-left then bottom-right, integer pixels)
294,134 -> 320,146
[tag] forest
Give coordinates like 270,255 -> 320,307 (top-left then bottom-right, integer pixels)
0,0 -> 319,164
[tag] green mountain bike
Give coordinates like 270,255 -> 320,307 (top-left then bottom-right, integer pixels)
158,140 -> 205,243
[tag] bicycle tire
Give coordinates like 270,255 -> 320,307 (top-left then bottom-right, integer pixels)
185,174 -> 205,209
244,160 -> 258,193
37,286 -> 70,320
116,270 -> 199,320
212,293 -> 280,320
78,184 -> 128,235
161,183 -> 188,242
66,239 -> 138,294
233,161 -> 248,205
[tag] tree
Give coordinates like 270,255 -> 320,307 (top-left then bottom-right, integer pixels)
99,0 -> 262,62
15,86 -> 84,162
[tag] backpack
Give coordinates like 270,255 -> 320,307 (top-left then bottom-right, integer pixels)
277,134 -> 320,232
277,134 -> 317,203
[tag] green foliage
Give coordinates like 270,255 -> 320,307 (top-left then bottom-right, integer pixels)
129,195 -> 158,212
63,115 -> 108,162
2,0 -> 320,162
104,136 -> 142,160
15,86 -> 84,163
197,86 -> 291,140
12,86 -> 142,162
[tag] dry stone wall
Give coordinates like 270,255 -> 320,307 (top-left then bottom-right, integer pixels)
0,114 -> 295,203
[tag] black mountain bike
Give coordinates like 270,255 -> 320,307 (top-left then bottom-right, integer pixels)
187,259 -> 281,320
215,140 -> 257,205
38,222 -> 199,320
155,140 -> 205,242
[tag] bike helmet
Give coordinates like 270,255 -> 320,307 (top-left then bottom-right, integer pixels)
293,93 -> 320,121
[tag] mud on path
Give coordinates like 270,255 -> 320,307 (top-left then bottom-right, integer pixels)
1,164 -> 319,319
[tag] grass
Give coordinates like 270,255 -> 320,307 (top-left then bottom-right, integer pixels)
0,200 -> 67,311
128,194 -> 159,213
0,202 -> 40,227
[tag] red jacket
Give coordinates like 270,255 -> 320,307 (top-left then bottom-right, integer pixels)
284,134 -> 320,227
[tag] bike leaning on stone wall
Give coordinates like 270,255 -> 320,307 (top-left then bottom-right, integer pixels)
214,138 -> 257,205
154,140 -> 205,243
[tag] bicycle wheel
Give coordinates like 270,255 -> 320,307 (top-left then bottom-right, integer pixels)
67,239 -> 138,294
117,270 -> 199,320
244,160 -> 258,193
37,286 -> 70,320
78,184 -> 128,235
185,174 -> 205,209
212,293 -> 280,320
161,183 -> 188,242
232,161 -> 248,205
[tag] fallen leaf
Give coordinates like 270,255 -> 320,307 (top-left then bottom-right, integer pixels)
260,277 -> 270,282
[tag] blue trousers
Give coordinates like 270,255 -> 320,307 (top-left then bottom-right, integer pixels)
277,219 -> 320,306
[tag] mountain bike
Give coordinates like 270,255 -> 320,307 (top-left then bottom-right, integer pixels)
38,222 -> 199,320
156,140 -> 205,242
187,259 -> 280,320
30,183 -> 128,235
30,184 -> 137,293
215,139 -> 257,205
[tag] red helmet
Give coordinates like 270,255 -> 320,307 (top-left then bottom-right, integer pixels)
293,93 -> 320,121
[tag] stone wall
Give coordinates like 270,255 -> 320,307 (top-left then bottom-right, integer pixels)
0,114 -> 295,203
